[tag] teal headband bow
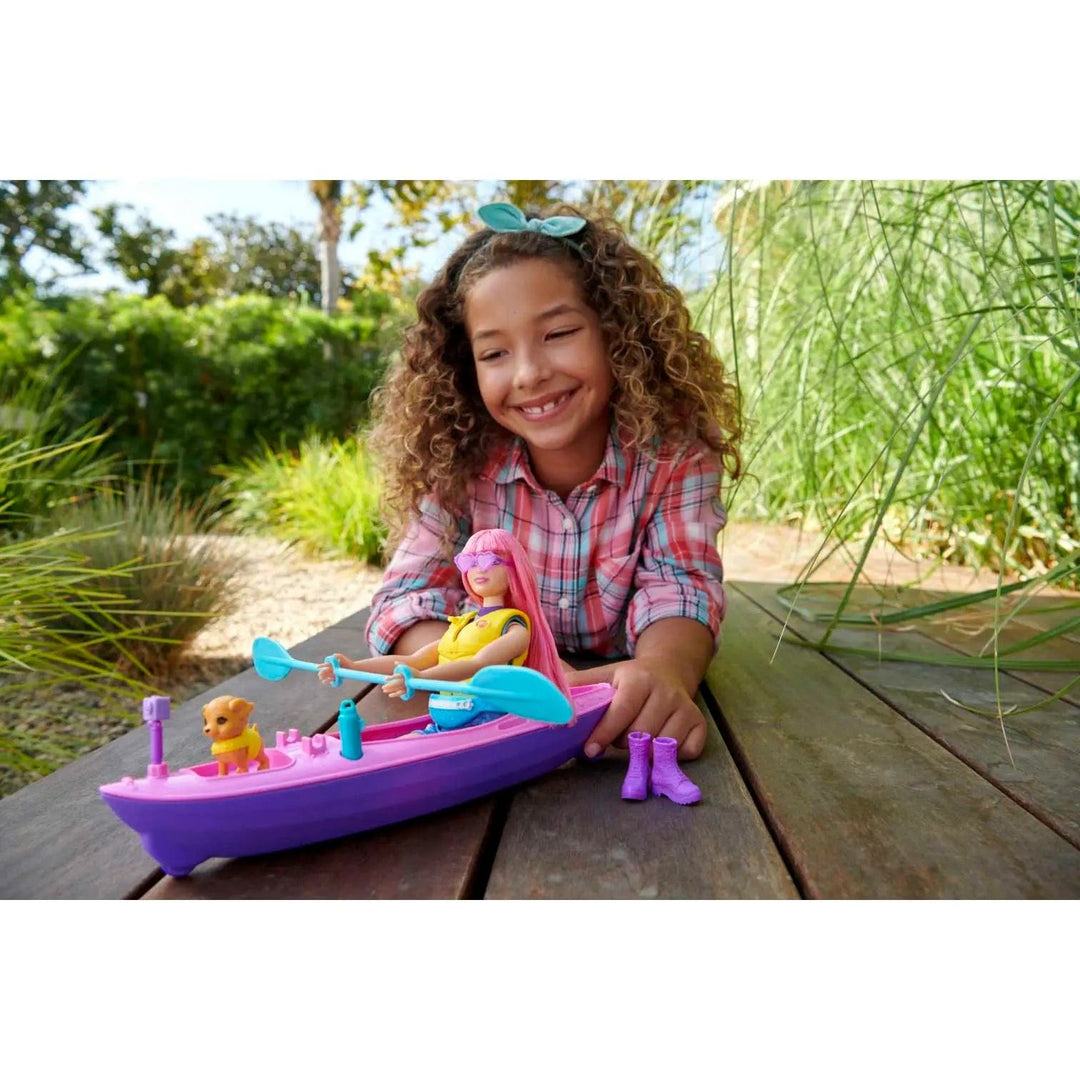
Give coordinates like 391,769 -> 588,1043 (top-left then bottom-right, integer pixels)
477,202 -> 587,238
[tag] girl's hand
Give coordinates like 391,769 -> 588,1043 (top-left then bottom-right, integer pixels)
317,653 -> 349,685
582,659 -> 707,761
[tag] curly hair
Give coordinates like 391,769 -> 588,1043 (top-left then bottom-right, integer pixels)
369,203 -> 742,545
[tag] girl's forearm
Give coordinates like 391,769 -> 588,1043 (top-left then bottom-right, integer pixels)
339,654 -> 401,675
341,637 -> 441,675
566,618 -> 716,695
390,620 -> 447,656
634,618 -> 716,693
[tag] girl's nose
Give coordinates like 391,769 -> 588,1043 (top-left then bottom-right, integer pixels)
512,345 -> 551,389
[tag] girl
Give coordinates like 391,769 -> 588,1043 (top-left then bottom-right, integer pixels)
319,528 -> 572,730
364,201 -> 741,760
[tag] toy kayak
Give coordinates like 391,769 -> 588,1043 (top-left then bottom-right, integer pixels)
99,682 -> 613,878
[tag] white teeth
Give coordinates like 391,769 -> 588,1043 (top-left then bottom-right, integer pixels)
520,393 -> 570,416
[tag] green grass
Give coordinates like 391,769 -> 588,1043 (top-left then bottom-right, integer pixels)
216,433 -> 387,563
0,375 -> 140,697
0,433 -> 150,789
38,480 -> 243,678
694,179 -> 1080,735
702,180 -> 1078,580
0,357 -> 115,531
1,471 -> 243,795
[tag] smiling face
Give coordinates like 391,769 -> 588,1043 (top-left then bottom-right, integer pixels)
464,257 -> 614,498
464,562 -> 510,603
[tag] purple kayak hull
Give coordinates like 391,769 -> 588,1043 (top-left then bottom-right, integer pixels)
100,684 -> 612,877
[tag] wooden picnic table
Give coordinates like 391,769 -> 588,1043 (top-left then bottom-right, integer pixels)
2,582 -> 1078,899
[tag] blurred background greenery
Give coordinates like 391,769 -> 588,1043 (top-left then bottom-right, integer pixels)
2,178 -> 1077,790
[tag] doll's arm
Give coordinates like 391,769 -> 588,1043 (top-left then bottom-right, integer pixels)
317,639 -> 441,684
381,625 -> 530,697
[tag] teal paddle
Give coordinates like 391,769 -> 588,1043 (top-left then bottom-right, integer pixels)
250,636 -> 572,725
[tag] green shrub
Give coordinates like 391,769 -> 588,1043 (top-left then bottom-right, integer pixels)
0,291 -> 397,495
217,434 -> 387,563
0,423 -> 156,789
0,372 -> 139,698
38,481 -> 244,676
0,361 -> 116,531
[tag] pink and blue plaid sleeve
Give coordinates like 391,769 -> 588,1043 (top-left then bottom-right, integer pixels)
365,498 -> 468,655
626,449 -> 728,653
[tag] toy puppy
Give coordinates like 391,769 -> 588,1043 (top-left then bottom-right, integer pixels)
201,695 -> 270,776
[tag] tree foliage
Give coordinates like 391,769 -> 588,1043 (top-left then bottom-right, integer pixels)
206,213 -> 326,303
0,180 -> 92,290
93,204 -> 329,307
344,180 -> 722,290
93,203 -> 183,299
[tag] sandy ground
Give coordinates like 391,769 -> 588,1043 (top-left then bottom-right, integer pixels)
719,522 -> 1026,591
185,536 -> 385,662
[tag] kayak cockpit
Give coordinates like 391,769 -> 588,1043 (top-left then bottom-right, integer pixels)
181,747 -> 296,779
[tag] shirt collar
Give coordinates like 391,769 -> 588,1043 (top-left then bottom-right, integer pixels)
480,425 -> 627,492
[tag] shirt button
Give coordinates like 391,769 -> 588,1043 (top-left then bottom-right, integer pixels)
586,485 -> 597,495
558,597 -> 571,610
561,518 -> 573,531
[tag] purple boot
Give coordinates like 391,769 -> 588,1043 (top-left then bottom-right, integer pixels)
621,731 -> 651,801
649,736 -> 701,805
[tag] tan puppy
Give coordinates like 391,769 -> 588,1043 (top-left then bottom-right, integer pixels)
201,695 -> 270,776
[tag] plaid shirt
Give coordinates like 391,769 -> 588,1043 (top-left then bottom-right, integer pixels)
366,431 -> 728,659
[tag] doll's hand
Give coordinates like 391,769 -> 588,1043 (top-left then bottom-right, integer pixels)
381,666 -> 414,699
582,659 -> 706,761
317,654 -> 348,685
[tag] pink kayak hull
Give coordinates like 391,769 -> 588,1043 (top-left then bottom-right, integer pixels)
100,683 -> 613,877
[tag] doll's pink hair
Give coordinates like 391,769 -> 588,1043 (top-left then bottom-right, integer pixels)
459,529 -> 573,703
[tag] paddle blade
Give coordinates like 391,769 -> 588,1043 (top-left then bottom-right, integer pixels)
468,665 -> 574,725
252,636 -> 293,682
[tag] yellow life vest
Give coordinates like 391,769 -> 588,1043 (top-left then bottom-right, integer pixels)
211,724 -> 263,758
437,608 -> 530,666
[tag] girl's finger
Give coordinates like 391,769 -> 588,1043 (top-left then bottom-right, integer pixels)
584,681 -> 649,758
656,708 -> 707,759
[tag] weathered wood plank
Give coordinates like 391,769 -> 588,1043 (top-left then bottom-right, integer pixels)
777,582 -> 1079,704
144,799 -> 497,899
145,678 -> 501,900
707,588 -> 1080,898
1014,605 -> 1080,645
740,581 -> 1080,849
914,606 -> 1080,707
0,620 -> 372,899
485,697 -> 799,899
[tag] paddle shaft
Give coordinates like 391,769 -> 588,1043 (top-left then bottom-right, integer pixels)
270,645 -> 516,699
333,663 -> 524,703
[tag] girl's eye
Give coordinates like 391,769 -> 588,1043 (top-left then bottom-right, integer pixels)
478,349 -> 506,362
548,327 -> 580,340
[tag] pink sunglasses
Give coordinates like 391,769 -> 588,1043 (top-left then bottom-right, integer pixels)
454,551 -> 511,573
